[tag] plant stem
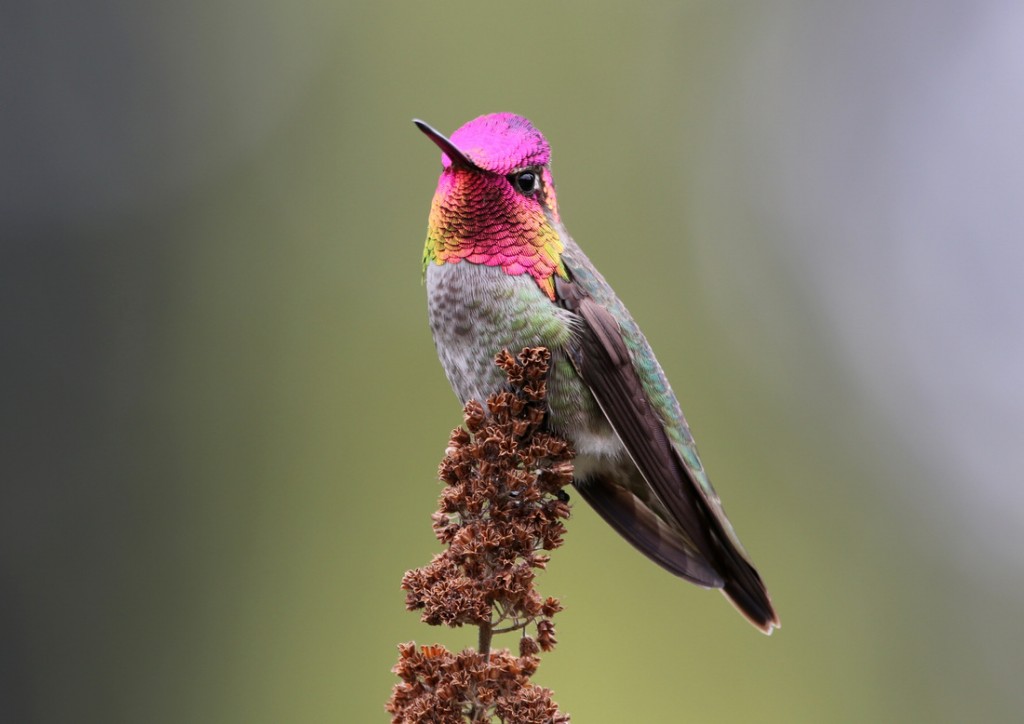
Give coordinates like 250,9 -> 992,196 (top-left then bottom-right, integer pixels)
478,620 -> 493,658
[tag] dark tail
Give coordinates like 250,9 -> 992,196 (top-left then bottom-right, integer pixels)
578,474 -> 780,634
718,550 -> 779,634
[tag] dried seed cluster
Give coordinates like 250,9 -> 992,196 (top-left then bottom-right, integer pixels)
388,348 -> 573,723
388,644 -> 568,724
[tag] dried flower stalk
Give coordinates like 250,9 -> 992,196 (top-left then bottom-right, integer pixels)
388,347 -> 573,723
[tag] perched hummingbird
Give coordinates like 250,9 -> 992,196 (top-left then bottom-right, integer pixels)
414,113 -> 779,633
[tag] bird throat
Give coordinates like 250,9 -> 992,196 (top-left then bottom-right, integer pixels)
423,170 -> 567,300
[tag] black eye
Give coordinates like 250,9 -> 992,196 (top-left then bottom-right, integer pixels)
512,170 -> 538,195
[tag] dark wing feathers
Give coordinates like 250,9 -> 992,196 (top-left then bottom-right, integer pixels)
573,297 -> 716,552
557,275 -> 779,632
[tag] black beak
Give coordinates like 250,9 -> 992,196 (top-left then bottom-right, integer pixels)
413,119 -> 480,170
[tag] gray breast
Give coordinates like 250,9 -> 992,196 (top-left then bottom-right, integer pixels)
425,261 -> 624,468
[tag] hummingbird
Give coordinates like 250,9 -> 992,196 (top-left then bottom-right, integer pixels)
414,113 -> 779,633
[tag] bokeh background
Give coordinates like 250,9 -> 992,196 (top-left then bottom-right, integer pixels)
4,1 -> 1024,722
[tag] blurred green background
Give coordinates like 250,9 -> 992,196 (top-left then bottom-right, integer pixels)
4,1 -> 1024,722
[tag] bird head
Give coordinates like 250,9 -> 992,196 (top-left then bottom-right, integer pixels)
415,113 -> 567,299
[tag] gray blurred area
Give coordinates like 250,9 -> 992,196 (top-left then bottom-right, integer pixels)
3,1 -> 1023,722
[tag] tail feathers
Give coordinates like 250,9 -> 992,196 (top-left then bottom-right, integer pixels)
577,474 -> 780,634
720,557 -> 780,634
575,475 -> 722,588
